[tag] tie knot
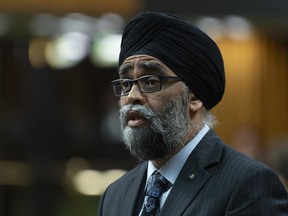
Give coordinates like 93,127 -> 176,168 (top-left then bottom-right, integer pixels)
145,172 -> 169,197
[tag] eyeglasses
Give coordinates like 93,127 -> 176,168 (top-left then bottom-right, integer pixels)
111,75 -> 182,96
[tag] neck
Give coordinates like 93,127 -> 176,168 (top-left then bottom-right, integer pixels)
152,150 -> 178,169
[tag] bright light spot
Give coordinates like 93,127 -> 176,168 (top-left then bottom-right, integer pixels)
196,17 -> 224,41
224,16 -> 253,41
29,13 -> 125,69
91,34 -> 122,67
73,169 -> 126,196
45,32 -> 90,69
58,13 -> 97,37
195,15 -> 253,41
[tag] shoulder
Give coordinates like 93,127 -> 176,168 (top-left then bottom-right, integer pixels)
198,132 -> 288,213
199,129 -> 271,172
219,138 -> 278,179
219,138 -> 288,202
197,129 -> 283,185
223,146 -> 288,214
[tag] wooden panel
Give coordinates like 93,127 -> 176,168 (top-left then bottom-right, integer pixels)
260,38 -> 288,141
214,36 -> 288,148
214,38 -> 263,142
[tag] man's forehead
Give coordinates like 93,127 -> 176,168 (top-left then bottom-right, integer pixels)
119,55 -> 172,75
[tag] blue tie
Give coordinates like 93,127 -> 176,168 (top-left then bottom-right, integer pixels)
141,172 -> 169,216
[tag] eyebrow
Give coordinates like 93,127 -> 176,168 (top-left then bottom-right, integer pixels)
118,64 -> 133,75
140,61 -> 166,75
118,61 -> 167,76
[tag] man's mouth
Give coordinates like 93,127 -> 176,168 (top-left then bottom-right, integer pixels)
126,110 -> 148,127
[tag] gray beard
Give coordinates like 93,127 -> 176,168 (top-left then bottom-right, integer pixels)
119,92 -> 190,161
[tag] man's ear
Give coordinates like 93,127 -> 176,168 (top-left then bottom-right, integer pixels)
189,93 -> 203,112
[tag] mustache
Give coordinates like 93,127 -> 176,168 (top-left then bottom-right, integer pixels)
119,104 -> 158,122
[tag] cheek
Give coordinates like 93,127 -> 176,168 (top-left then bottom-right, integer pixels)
146,95 -> 172,114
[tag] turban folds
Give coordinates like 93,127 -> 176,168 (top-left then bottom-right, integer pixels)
119,12 -> 225,110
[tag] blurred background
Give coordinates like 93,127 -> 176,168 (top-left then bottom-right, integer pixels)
0,0 -> 287,215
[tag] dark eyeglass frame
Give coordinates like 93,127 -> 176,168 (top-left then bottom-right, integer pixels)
111,75 -> 182,96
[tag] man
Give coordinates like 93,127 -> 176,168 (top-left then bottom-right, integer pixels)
98,12 -> 288,216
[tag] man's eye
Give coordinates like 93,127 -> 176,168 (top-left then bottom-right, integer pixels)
146,77 -> 160,86
121,81 -> 130,89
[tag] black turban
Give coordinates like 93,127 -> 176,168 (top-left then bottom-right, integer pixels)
119,12 -> 225,110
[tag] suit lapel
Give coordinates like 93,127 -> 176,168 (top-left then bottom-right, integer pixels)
159,130 -> 224,216
124,162 -> 147,216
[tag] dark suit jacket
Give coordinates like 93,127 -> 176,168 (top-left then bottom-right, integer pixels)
98,130 -> 288,216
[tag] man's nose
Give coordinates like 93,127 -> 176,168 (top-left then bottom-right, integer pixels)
125,83 -> 145,105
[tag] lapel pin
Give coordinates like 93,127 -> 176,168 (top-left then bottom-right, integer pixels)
188,173 -> 195,180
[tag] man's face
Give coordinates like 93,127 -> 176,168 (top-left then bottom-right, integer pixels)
117,55 -> 192,161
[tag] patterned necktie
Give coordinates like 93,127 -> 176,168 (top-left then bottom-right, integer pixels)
141,171 -> 169,216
